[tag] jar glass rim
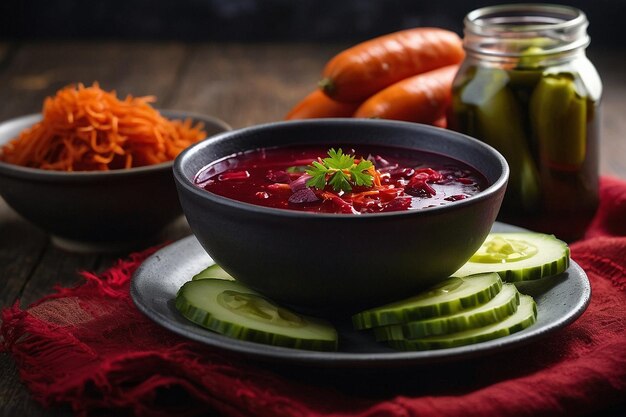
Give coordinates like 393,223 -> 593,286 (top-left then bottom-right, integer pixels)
463,3 -> 590,57
465,3 -> 587,34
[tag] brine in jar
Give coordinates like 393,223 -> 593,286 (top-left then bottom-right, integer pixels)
449,4 -> 602,241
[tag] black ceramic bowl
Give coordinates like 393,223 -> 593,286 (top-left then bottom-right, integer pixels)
174,119 -> 508,315
0,110 -> 230,252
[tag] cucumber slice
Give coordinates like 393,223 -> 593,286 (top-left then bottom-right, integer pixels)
387,294 -> 537,350
352,273 -> 502,330
192,263 -> 234,281
374,283 -> 520,340
176,279 -> 338,351
453,232 -> 570,281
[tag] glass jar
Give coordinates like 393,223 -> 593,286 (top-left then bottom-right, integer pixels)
449,4 -> 602,241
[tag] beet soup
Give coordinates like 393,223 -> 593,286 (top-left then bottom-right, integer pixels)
194,145 -> 487,214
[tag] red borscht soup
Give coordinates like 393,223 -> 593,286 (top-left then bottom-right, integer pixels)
194,145 -> 487,214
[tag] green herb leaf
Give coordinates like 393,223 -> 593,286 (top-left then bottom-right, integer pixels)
305,148 -> 375,192
324,148 -> 354,170
351,160 -> 374,187
305,161 -> 329,190
329,171 -> 352,192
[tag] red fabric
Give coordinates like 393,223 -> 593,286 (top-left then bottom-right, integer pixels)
2,177 -> 626,417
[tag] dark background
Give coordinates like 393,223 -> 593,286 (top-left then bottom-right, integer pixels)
0,0 -> 623,46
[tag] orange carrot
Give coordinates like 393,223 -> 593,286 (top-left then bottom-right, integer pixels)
285,90 -> 360,120
432,116 -> 448,128
319,28 -> 464,103
0,83 -> 206,171
353,65 -> 459,124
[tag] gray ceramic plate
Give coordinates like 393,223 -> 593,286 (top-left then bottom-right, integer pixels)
131,222 -> 591,368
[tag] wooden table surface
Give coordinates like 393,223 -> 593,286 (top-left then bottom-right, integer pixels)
0,41 -> 624,417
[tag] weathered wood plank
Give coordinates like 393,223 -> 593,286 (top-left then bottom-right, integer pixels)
0,203 -> 47,307
168,42 -> 345,128
0,354 -> 73,417
0,41 -> 189,120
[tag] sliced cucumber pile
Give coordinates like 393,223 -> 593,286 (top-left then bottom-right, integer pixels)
352,273 -> 502,330
453,232 -> 570,281
176,279 -> 338,351
192,263 -> 235,281
176,232 -> 568,352
373,283 -> 520,341
386,295 -> 537,350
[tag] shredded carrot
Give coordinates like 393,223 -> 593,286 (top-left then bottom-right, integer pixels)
0,82 -> 207,171
367,166 -> 383,187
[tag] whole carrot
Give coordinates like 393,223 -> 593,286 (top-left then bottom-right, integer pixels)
432,116 -> 447,128
285,90 -> 360,120
353,65 -> 459,124
319,28 -> 464,103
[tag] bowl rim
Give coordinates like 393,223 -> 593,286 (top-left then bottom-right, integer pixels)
0,110 -> 231,181
174,118 -> 509,220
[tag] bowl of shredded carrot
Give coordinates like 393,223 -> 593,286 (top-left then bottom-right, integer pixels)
0,83 -> 230,251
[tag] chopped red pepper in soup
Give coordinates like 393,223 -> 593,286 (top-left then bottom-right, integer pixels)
194,145 -> 486,214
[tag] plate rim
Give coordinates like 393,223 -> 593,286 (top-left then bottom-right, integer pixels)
130,223 -> 591,367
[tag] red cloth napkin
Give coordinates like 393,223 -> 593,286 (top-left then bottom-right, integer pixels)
2,177 -> 626,417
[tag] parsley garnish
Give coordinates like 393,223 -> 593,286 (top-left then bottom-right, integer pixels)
305,148 -> 374,192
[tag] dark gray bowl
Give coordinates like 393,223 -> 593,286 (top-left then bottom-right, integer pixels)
173,119 -> 508,315
0,110 -> 230,252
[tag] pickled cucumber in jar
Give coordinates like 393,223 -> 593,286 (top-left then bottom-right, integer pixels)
450,5 -> 602,241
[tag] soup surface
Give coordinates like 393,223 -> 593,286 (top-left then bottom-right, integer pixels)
194,145 -> 486,214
